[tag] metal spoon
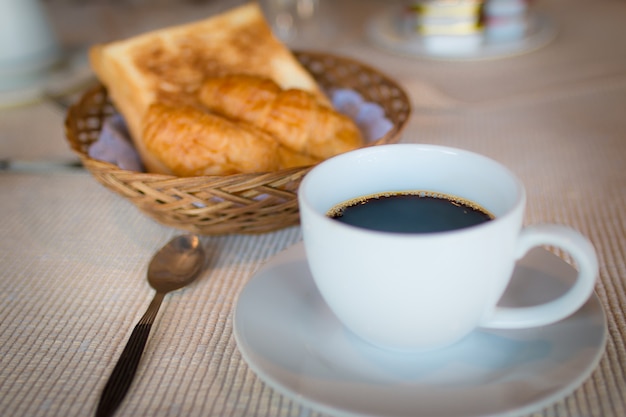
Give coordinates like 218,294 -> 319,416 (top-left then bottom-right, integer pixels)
95,234 -> 206,417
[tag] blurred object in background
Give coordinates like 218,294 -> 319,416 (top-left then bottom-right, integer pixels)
366,0 -> 549,60
0,0 -> 97,108
402,0 -> 532,49
404,0 -> 485,53
41,0 -> 222,4
259,0 -> 337,48
0,0 -> 62,92
483,0 -> 530,42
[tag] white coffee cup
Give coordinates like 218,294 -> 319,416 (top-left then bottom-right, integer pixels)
298,144 -> 598,352
0,0 -> 61,90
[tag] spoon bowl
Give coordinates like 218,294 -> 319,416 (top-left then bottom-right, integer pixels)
148,234 -> 205,293
96,234 -> 205,417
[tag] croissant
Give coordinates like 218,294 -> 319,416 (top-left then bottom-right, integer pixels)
142,102 -> 282,176
198,74 -> 363,160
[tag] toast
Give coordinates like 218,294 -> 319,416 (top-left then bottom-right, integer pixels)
89,2 -> 329,174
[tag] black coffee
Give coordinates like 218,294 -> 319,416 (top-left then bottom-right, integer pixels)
327,191 -> 493,233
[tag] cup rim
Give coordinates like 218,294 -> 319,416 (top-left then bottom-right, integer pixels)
298,143 -> 526,237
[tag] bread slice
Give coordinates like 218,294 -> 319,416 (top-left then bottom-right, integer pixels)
89,2 -> 328,173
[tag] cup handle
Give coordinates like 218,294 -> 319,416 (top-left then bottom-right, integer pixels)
481,224 -> 598,329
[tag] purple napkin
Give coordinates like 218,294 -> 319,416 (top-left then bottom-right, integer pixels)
88,114 -> 144,172
331,89 -> 394,142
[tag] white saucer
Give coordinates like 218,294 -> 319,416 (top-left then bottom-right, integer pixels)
234,242 -> 606,417
366,11 -> 557,61
0,46 -> 93,108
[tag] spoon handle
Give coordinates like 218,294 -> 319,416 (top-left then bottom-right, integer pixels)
95,292 -> 165,417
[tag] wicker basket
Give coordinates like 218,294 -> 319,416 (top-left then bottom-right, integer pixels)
65,51 -> 411,235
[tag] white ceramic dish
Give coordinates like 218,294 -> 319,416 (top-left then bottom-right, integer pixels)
366,11 -> 557,61
233,242 -> 606,417
0,47 -> 92,108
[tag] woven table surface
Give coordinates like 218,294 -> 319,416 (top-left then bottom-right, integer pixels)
1,0 -> 625,416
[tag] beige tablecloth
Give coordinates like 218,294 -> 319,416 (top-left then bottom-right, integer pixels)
1,0 -> 625,416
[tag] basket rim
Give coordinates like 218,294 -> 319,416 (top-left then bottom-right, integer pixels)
65,50 -> 412,182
